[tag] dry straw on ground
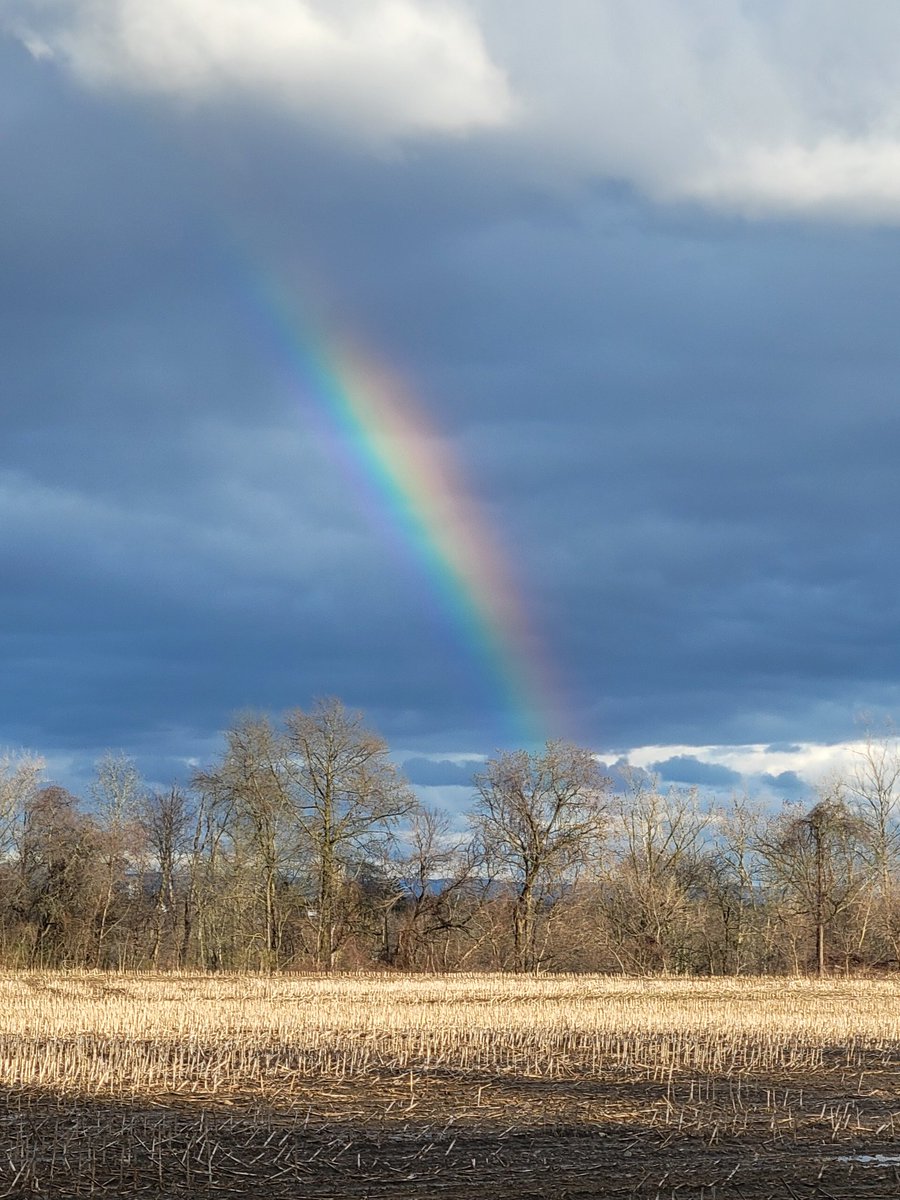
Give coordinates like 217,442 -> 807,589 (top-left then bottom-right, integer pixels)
0,971 -> 898,1098
2,972 -> 900,1197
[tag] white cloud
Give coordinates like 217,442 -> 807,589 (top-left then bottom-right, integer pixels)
487,0 -> 900,219
11,0 -> 900,218
617,741 -> 870,791
687,138 -> 900,220
6,0 -> 514,142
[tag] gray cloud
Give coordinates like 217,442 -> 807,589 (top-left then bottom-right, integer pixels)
759,770 -> 809,797
594,759 -> 649,796
3,20 -> 900,786
13,2 -> 900,218
651,756 -> 742,789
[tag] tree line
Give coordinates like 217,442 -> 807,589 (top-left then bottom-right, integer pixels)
1,699 -> 899,976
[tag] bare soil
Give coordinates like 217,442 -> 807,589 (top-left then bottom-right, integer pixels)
3,1051 -> 900,1199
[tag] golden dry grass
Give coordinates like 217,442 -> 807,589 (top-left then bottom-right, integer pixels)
0,971 -> 897,1100
2,973 -> 900,1197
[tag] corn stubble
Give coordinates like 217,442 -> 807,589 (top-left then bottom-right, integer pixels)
2,972 -> 900,1197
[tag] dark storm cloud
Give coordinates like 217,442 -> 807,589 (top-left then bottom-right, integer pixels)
594,759 -> 650,795
651,756 -> 743,788
759,771 -> 809,797
6,17 -> 900,786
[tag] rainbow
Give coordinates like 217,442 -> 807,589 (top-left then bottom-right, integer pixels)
242,271 -> 565,746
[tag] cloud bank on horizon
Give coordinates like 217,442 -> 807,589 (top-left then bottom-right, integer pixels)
10,1 -> 900,217
3,1 -> 900,791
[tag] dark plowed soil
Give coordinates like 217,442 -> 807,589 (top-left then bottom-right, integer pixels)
3,1059 -> 900,1198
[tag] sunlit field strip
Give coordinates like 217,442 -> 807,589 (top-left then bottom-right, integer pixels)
0,972 -> 897,1100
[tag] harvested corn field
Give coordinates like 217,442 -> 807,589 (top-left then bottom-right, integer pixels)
1,971 -> 900,1197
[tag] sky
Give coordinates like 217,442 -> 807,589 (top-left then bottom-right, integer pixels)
4,1 -> 900,803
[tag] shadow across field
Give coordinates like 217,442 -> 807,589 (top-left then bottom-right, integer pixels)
2,1066 -> 900,1200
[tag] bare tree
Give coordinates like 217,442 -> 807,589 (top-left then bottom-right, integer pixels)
181,782 -> 236,970
0,754 -> 45,960
141,787 -> 192,967
600,772 -> 710,974
759,790 -> 870,976
20,786 -> 101,967
91,753 -> 143,967
194,716 -> 294,971
284,699 -> 415,970
470,741 -> 608,974
388,805 -> 477,970
700,796 -> 768,974
0,752 -> 43,861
